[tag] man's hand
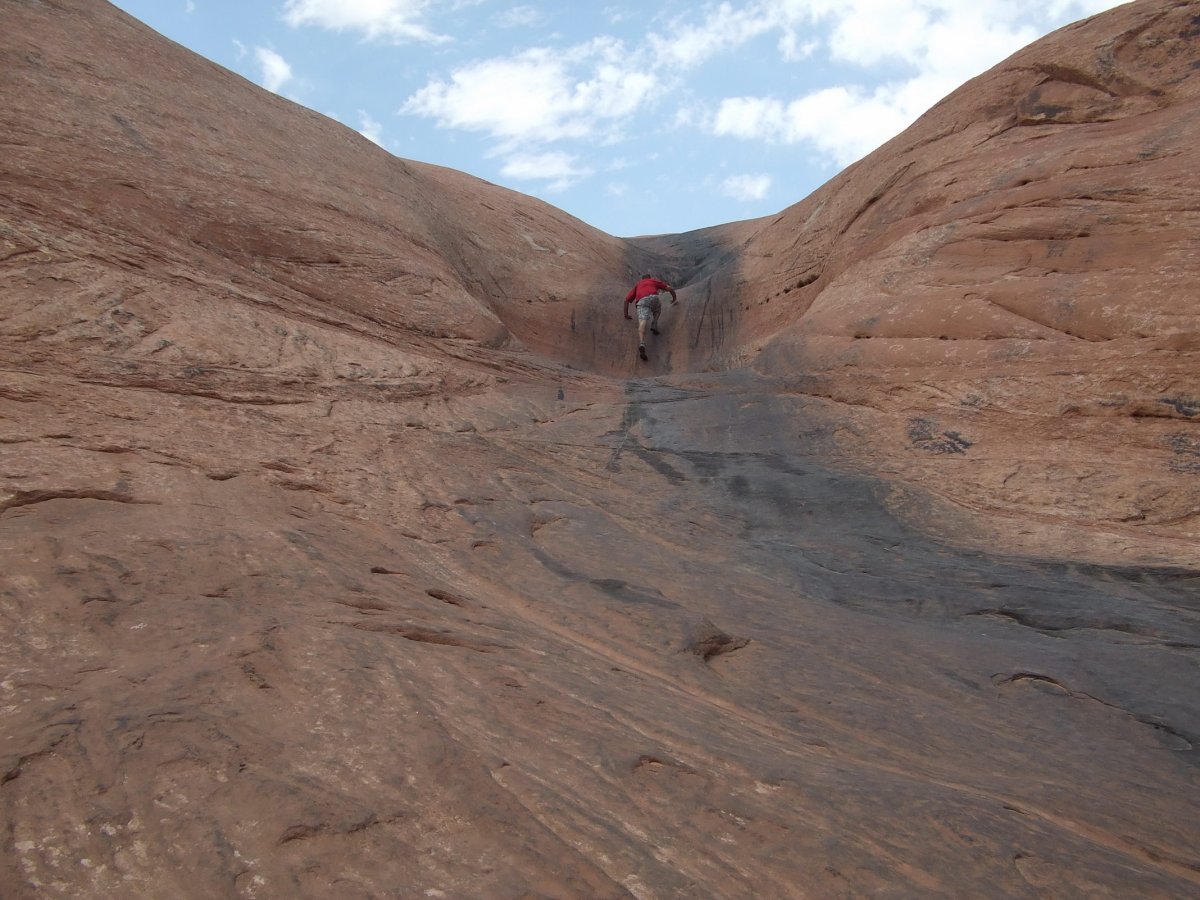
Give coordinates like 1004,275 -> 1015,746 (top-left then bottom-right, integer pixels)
624,312 -> 632,320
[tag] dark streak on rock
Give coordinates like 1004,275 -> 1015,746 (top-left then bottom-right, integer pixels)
907,418 -> 973,454
426,588 -> 470,607
1159,396 -> 1200,418
351,621 -> 507,653
0,489 -> 153,516
589,578 -> 680,609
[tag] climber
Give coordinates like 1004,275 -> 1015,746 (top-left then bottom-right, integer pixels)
624,274 -> 677,361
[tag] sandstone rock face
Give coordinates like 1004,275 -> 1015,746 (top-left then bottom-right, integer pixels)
2,1 -> 1198,898
649,0 -> 1200,568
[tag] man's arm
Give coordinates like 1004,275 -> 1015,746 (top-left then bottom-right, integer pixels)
653,279 -> 678,304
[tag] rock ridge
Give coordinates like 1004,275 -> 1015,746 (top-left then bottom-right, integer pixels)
1,1 -> 1198,897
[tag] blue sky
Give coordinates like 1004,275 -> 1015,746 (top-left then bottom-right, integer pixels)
108,0 -> 1127,237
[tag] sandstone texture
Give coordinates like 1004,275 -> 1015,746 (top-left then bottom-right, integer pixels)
2,0 -> 1198,897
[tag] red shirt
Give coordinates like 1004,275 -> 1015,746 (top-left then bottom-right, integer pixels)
626,277 -> 672,304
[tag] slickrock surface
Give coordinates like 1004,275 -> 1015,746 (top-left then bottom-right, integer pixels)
646,0 -> 1200,568
2,1 -> 1198,897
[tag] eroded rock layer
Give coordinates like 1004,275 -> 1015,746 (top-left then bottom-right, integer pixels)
652,0 -> 1200,567
2,1 -> 1198,897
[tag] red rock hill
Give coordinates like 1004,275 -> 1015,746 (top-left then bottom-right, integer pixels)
2,1 -> 1197,897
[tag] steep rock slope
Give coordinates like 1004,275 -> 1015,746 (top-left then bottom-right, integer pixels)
650,0 -> 1200,565
2,1 -> 1198,898
2,0 -> 664,382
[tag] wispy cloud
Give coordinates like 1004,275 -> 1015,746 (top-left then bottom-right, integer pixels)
403,37 -> 656,144
701,0 -> 1126,165
712,85 -> 926,166
282,0 -> 447,43
394,0 -> 1126,205
659,2 -> 776,68
254,47 -> 293,94
495,4 -> 543,28
358,110 -> 385,146
500,150 -> 592,191
720,172 -> 772,202
403,36 -> 658,187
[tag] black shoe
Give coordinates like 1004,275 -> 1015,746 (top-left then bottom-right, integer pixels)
638,344 -> 648,361
650,326 -> 660,335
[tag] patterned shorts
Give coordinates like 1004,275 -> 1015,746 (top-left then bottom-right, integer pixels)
635,294 -> 661,322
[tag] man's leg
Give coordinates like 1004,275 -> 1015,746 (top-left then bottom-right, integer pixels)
635,297 -> 651,359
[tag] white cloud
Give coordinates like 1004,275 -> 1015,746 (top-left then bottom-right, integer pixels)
815,2 -> 1038,78
720,173 -> 772,202
640,1 -> 1131,82
603,5 -> 634,25
232,38 -> 247,60
386,0 -> 1129,209
659,2 -> 776,68
185,0 -> 195,13
282,0 -> 446,43
721,69 -> 962,161
403,36 -> 663,193
254,47 -> 293,94
671,106 -> 700,129
358,110 -> 385,146
713,84 -> 927,166
525,0 -> 1125,175
402,37 -> 658,145
495,5 -> 542,28
712,96 -> 782,142
1041,0 -> 1129,17
785,87 -> 912,165
778,31 -> 819,61
703,0 -> 1128,166
500,150 -> 591,191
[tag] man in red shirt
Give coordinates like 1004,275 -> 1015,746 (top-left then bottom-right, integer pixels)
624,274 -> 678,361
